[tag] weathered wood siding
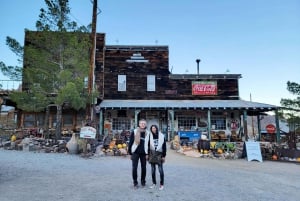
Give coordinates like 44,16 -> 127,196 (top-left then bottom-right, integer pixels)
101,46 -> 170,99
166,76 -> 240,100
94,33 -> 105,99
95,44 -> 240,101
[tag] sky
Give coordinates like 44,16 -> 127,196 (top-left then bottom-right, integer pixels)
0,0 -> 299,107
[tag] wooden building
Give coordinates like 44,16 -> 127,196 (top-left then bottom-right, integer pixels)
94,34 -> 280,142
15,32 -> 280,142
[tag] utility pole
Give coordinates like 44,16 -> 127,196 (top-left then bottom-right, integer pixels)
87,0 -> 98,122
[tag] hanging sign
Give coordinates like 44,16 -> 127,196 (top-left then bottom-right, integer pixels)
192,81 -> 217,95
80,126 -> 96,139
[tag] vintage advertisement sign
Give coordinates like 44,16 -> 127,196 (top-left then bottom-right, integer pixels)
80,126 -> 96,139
266,124 -> 276,134
192,81 -> 217,95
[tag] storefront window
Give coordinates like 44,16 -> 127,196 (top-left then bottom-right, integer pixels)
52,115 -> 57,128
76,111 -> 86,127
63,114 -> 73,126
24,114 -> 35,128
112,118 -> 131,130
177,116 -> 196,130
36,114 -> 44,127
211,116 -> 226,130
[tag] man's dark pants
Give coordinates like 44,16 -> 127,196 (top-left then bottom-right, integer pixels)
131,153 -> 147,186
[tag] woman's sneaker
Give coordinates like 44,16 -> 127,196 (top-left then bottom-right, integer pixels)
159,185 -> 164,190
149,184 -> 156,189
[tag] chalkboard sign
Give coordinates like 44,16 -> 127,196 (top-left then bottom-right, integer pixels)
244,141 -> 263,162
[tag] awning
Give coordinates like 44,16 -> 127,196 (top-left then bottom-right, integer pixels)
99,99 -> 280,112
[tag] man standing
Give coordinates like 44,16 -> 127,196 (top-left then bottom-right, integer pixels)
128,119 -> 149,188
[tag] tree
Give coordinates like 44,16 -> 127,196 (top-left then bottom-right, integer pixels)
11,31 -> 93,111
280,81 -> 300,133
1,0 -> 91,81
2,0 -> 96,139
280,81 -> 300,109
36,0 -> 90,32
0,37 -> 23,80
280,81 -> 300,111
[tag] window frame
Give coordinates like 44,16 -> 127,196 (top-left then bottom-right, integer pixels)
118,75 -> 126,91
147,75 -> 156,91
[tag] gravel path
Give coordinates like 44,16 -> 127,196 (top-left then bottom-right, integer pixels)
0,145 -> 299,201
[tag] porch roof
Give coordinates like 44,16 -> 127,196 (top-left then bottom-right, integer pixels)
99,99 -> 280,112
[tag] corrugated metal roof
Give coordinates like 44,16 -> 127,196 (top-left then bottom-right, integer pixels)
170,74 -> 242,79
105,45 -> 168,51
99,99 -> 279,111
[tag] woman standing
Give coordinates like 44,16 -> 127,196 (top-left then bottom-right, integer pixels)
147,125 -> 166,190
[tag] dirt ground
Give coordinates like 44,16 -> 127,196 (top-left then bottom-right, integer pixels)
0,144 -> 299,201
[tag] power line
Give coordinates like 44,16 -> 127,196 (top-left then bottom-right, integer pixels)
69,0 -> 101,27
69,12 -> 87,27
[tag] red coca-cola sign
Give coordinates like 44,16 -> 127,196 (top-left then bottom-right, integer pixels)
266,124 -> 276,134
192,81 -> 217,95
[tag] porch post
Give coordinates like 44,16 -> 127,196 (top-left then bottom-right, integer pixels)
99,110 -> 103,139
257,115 -> 261,141
275,109 -> 280,142
207,110 -> 211,140
55,105 -> 62,140
168,110 -> 174,141
44,106 -> 50,139
134,110 -> 141,128
243,110 -> 248,141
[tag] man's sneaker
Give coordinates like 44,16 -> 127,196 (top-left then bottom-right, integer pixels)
149,184 -> 156,189
133,184 -> 138,189
159,185 -> 164,190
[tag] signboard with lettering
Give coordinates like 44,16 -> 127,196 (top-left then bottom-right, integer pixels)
80,126 -> 97,139
178,131 -> 201,141
192,81 -> 217,95
244,141 -> 263,162
266,124 -> 276,134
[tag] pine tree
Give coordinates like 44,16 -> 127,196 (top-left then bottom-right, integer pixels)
2,0 -> 95,139
280,81 -> 300,133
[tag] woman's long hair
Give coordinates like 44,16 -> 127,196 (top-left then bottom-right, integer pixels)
150,125 -> 159,134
